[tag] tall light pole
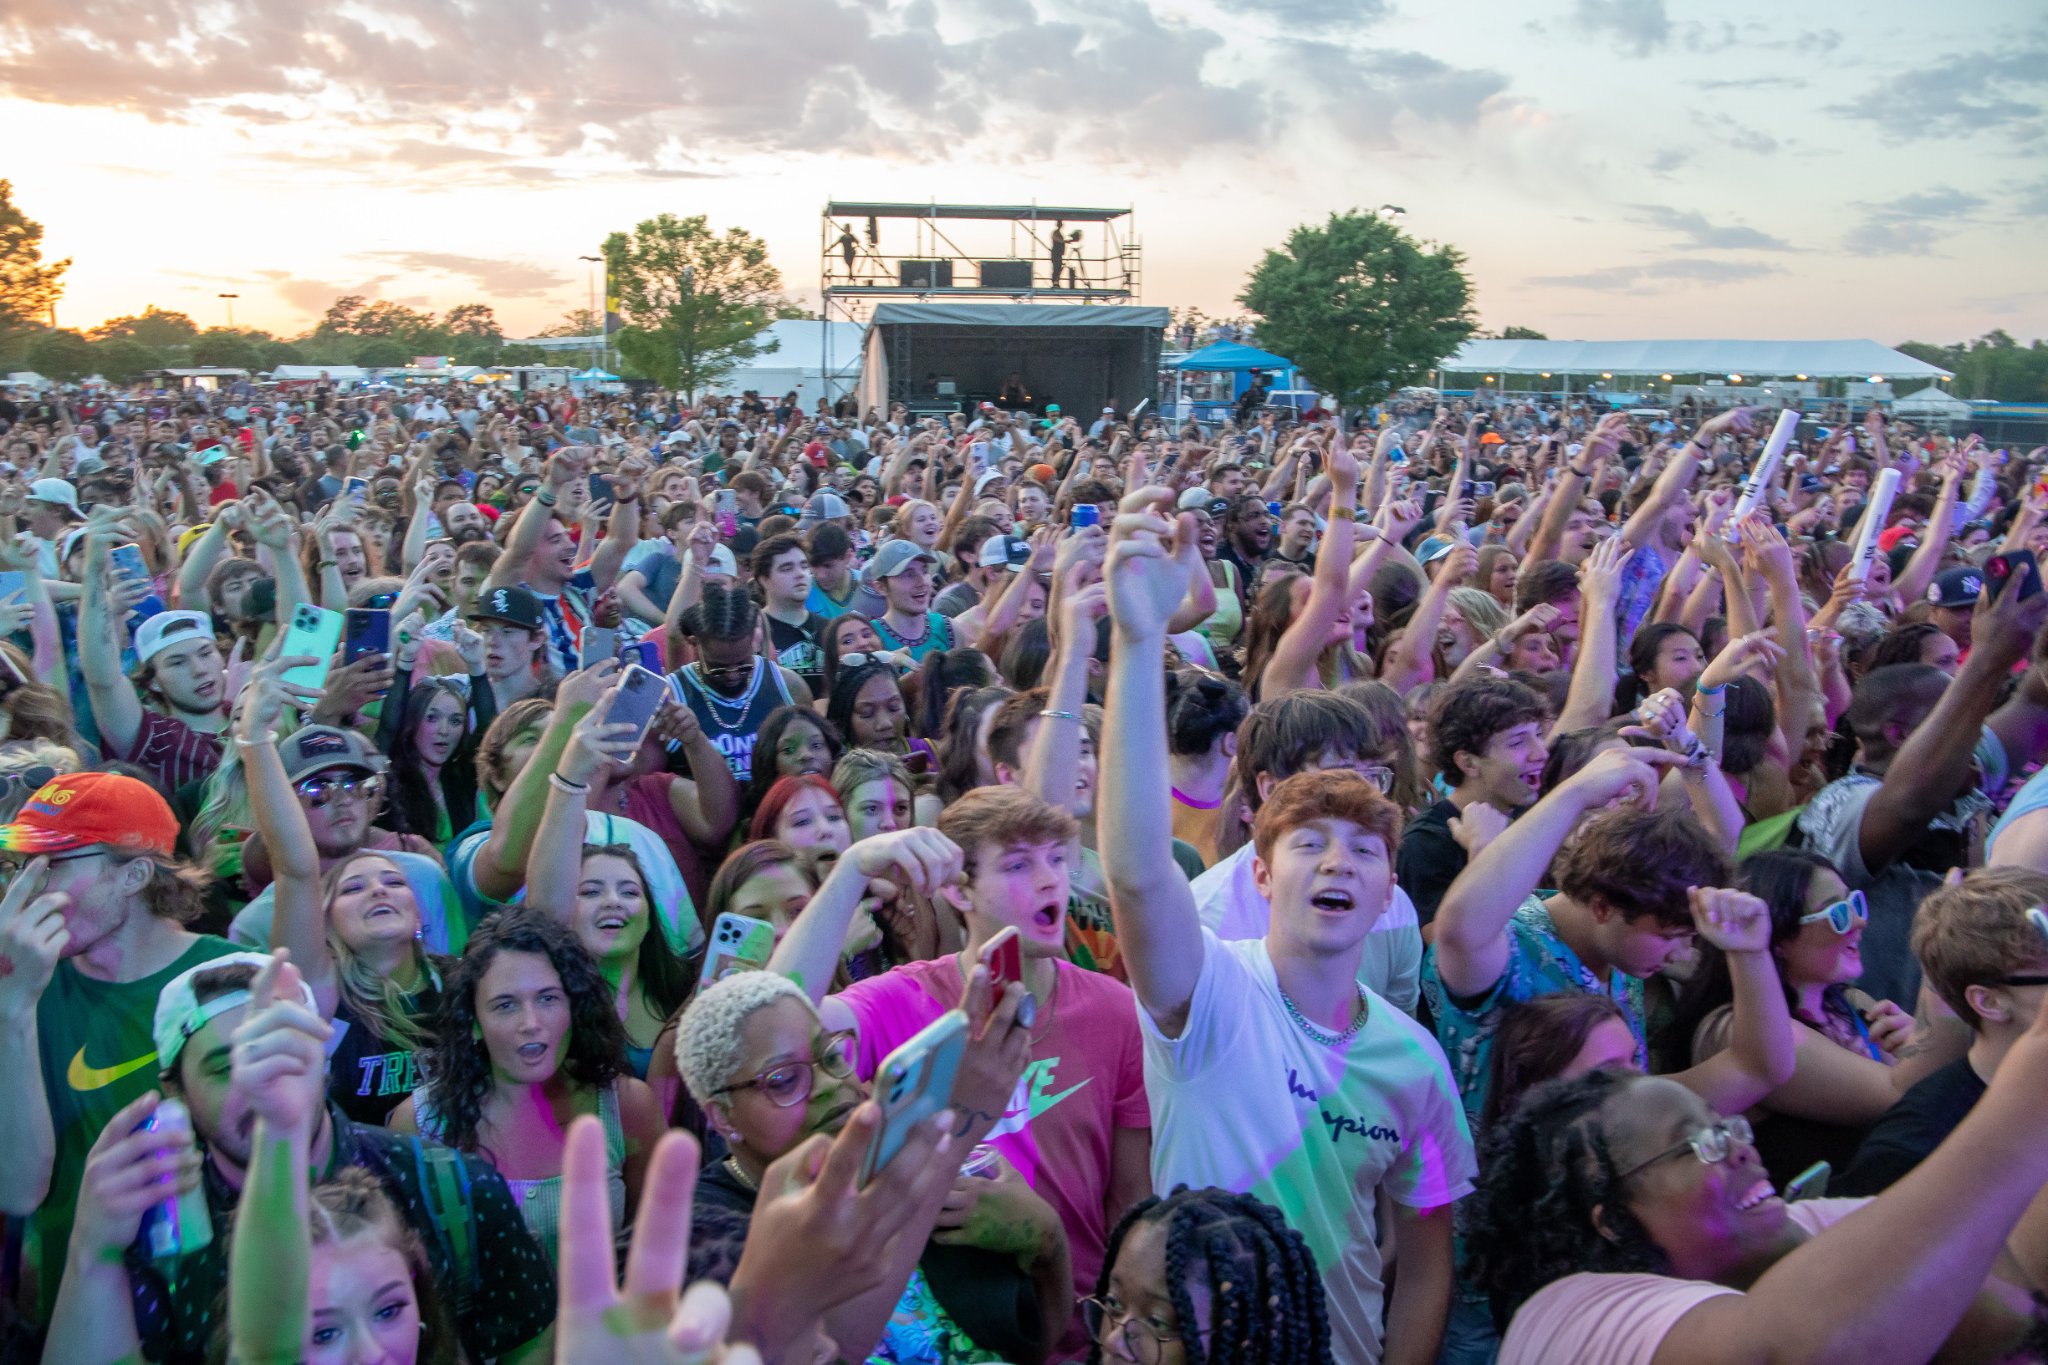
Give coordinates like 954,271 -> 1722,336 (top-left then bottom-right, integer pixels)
218,293 -> 239,328
578,255 -> 602,378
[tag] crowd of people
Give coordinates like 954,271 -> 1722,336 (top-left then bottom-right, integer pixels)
3,373 -> 2048,1364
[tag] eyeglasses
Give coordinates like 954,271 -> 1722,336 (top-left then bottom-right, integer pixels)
1354,764 -> 1395,795
1615,1114 -> 1754,1184
0,847 -> 106,878
1079,1294 -> 1207,1365
295,774 -> 385,809
701,660 -> 756,685
714,1031 -> 857,1107
1797,889 -> 1868,935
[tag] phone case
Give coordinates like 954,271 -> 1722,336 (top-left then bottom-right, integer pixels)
696,913 -> 777,990
608,665 -> 668,744
109,543 -> 151,585
979,926 -> 1023,995
860,1010 -> 969,1187
579,627 -> 620,670
621,640 -> 661,674
279,605 -> 343,694
342,608 -> 390,664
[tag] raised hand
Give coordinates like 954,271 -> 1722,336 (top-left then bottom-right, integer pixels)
1688,887 -> 1772,956
0,857 -> 67,1022
1564,744 -> 1689,812
228,951 -> 331,1135
560,683 -> 642,786
1449,802 -> 1510,859
1105,491 -> 1196,639
558,1119 -> 762,1365
1578,533 -> 1636,611
844,827 -> 964,901
1698,629 -> 1784,693
236,651 -> 323,741
70,1091 -> 204,1259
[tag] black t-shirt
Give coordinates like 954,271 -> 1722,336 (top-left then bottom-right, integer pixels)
328,976 -> 443,1125
1397,799 -> 1466,925
132,1106 -> 555,1364
1837,1056 -> 1987,1196
766,611 -> 827,696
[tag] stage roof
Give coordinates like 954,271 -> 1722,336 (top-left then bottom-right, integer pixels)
826,202 -> 1129,222
869,303 -> 1169,328
1442,339 -> 1950,380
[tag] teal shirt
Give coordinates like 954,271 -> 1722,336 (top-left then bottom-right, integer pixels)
1419,895 -> 1647,1127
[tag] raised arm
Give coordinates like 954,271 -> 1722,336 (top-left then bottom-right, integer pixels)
76,525 -> 144,761
768,828 -> 965,1022
242,655 -> 338,1014
1621,409 -> 1751,551
1550,535 -> 1633,736
584,456 -> 647,594
1382,542 -> 1476,698
1672,889 -> 1797,1112
1099,489 -> 1210,1034
0,860 -> 65,1214
487,446 -> 587,590
526,684 -> 637,922
1433,747 -> 1683,998
1022,567 -> 1106,813
475,662 -> 614,903
1260,443 -> 1361,698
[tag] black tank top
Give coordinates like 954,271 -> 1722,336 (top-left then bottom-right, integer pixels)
675,660 -> 792,785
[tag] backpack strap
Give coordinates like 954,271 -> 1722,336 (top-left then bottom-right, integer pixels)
407,1136 -> 479,1311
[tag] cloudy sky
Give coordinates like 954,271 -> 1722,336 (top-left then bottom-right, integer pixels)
3,0 -> 2042,345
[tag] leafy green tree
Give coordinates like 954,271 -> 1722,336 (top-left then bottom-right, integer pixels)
1239,210 -> 1476,405
604,214 -> 786,398
25,328 -> 94,382
88,306 -> 198,350
90,337 -> 161,383
1897,332 -> 2048,402
191,328 -> 263,370
0,182 -> 68,345
1499,325 -> 1548,340
443,303 -> 501,340
355,338 -> 410,368
535,308 -> 600,338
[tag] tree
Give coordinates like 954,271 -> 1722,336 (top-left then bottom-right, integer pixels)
90,337 -> 161,384
88,306 -> 198,350
535,308 -> 600,338
350,300 -> 439,341
1498,325 -> 1548,340
191,328 -> 263,371
319,295 -> 370,334
443,303 -> 501,340
355,338 -> 410,368
1239,210 -> 1476,405
25,329 -> 95,382
604,214 -> 786,398
0,182 -> 68,351
1897,333 -> 2048,402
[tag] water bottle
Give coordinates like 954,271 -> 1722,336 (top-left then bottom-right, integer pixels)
138,1098 -> 213,1260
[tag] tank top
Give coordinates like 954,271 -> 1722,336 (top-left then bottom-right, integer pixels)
414,1085 -> 627,1266
675,659 -> 792,785
1199,561 -> 1243,647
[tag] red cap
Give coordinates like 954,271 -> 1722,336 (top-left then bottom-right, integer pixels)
1878,525 -> 1917,554
0,771 -> 179,858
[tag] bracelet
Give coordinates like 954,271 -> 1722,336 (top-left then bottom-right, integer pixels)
1040,708 -> 1083,723
548,772 -> 589,794
316,560 -> 337,570
234,734 -> 276,750
1330,505 -> 1355,522
613,493 -> 640,504
1695,681 -> 1727,695
534,489 -> 559,507
1569,464 -> 1593,479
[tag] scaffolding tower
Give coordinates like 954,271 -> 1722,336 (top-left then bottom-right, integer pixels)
819,202 -> 1141,405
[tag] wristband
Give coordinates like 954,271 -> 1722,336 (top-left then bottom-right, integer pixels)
548,772 -> 590,794
535,489 -> 559,507
316,560 -> 337,570
1569,464 -> 1594,479
234,734 -> 276,750
1040,708 -> 1083,723
1695,681 -> 1727,695
1330,506 -> 1355,522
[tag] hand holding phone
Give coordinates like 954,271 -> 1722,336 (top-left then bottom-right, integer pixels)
1986,550 -> 2041,605
698,913 -> 777,990
976,927 -> 1034,1029
606,665 -> 669,748
860,1011 -> 968,1188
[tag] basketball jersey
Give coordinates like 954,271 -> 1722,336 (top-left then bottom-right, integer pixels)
674,659 -> 792,783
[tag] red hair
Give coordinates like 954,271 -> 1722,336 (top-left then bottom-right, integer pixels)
748,773 -> 841,842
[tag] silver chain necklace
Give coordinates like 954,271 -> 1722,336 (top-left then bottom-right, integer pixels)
1278,980 -> 1370,1048
691,660 -> 762,727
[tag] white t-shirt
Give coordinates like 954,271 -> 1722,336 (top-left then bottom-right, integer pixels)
1190,842 -> 1424,1015
1141,929 -> 1475,1365
1499,1199 -> 1862,1365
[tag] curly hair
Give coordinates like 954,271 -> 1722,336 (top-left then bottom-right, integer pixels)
674,968 -> 819,1112
1462,1069 -> 1667,1330
1554,806 -> 1728,929
420,909 -> 627,1158
1091,1186 -> 1333,1365
1430,676 -> 1550,788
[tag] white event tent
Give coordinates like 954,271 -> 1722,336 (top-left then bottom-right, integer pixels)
1441,339 -> 1952,383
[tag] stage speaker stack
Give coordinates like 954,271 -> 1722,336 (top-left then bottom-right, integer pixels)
978,260 -> 1033,290
899,260 -> 954,288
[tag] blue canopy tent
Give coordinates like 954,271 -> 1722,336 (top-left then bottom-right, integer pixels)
1169,341 -> 1299,425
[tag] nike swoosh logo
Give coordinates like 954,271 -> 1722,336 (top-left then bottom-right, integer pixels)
1027,1076 -> 1093,1121
68,1047 -> 159,1091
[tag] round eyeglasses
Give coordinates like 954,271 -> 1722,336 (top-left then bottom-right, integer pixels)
1616,1114 -> 1755,1184
1079,1294 -> 1207,1365
714,1030 -> 857,1108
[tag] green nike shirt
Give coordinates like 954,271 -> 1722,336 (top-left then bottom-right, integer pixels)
28,934 -> 235,1319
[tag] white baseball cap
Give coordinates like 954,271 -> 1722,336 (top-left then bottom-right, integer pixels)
135,611 -> 215,667
154,951 -> 320,1073
27,478 -> 78,514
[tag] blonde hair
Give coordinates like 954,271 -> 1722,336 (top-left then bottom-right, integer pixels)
323,853 -> 435,1054
1912,867 -> 2048,1028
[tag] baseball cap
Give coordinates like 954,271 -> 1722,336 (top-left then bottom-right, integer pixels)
868,538 -> 937,581
977,535 -> 1032,571
979,402 -> 996,412
27,478 -> 79,514
153,951 -> 320,1074
798,490 -> 851,529
1417,536 -> 1456,566
1101,407 -> 1115,415
0,771 -> 179,858
1927,566 -> 1983,609
973,470 -> 1006,497
278,725 -> 388,784
135,611 -> 216,667
1177,487 -> 1212,512
1027,463 -> 1056,485
466,585 -> 543,631
705,544 -> 739,578
1877,525 -> 1918,555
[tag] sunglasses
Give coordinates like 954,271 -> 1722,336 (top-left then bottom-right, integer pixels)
295,774 -> 385,809
1797,889 -> 1869,935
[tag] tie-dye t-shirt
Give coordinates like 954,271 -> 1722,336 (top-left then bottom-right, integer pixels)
1140,930 -> 1475,1365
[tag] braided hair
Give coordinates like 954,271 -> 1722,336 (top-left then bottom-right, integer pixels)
1091,1186 -> 1333,1365
1461,1069 -> 1668,1331
695,581 -> 758,643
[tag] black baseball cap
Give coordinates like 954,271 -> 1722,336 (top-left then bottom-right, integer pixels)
466,585 -> 543,631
